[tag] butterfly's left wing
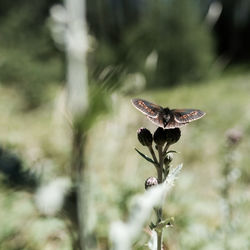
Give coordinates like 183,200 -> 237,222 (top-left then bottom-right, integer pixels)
171,109 -> 206,124
146,116 -> 163,127
131,98 -> 162,118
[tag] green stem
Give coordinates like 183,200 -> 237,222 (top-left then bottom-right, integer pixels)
148,145 -> 162,178
163,143 -> 170,157
148,145 -> 159,166
71,128 -> 86,250
156,144 -> 164,250
157,145 -> 163,183
157,231 -> 162,250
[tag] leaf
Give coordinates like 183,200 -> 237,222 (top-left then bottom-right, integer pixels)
166,150 -> 178,154
154,217 -> 174,232
134,148 -> 157,165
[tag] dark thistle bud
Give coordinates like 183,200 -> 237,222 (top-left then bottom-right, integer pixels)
137,128 -> 153,146
226,128 -> 243,146
164,153 -> 173,165
165,128 -> 181,145
145,177 -> 158,190
153,127 -> 167,146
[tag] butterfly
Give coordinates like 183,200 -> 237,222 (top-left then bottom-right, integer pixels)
131,98 -> 206,129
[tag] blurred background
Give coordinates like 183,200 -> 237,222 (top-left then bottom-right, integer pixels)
0,0 -> 250,249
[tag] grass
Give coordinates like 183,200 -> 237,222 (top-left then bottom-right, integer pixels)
1,69 -> 250,249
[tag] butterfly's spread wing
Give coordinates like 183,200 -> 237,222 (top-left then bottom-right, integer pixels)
147,116 -> 188,129
131,98 -> 162,118
146,116 -> 163,127
171,109 -> 206,123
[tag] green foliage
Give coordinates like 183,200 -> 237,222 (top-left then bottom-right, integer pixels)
73,84 -> 111,132
89,0 -> 214,89
0,47 -> 62,109
0,0 -> 63,109
125,0 -> 214,87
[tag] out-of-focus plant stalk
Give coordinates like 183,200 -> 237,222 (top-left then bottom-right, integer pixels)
220,128 -> 243,250
49,0 -> 89,248
65,0 -> 88,249
65,0 -> 88,117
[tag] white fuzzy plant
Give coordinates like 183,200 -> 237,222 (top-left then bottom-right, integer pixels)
110,164 -> 182,250
49,1 -> 89,249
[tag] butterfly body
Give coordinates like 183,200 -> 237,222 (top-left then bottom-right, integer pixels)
131,98 -> 205,128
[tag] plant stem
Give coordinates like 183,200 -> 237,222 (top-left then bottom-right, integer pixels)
157,231 -> 163,250
71,128 -> 86,250
163,143 -> 170,156
148,145 -> 159,166
148,145 -> 163,180
157,145 -> 163,183
64,0 -> 88,247
156,144 -> 164,250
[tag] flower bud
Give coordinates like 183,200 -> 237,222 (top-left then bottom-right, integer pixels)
145,177 -> 158,190
226,128 -> 243,146
137,128 -> 153,146
153,127 -> 167,146
165,128 -> 181,145
164,153 -> 173,165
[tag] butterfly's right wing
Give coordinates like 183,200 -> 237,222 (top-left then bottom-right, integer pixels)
131,98 -> 162,118
171,109 -> 206,123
